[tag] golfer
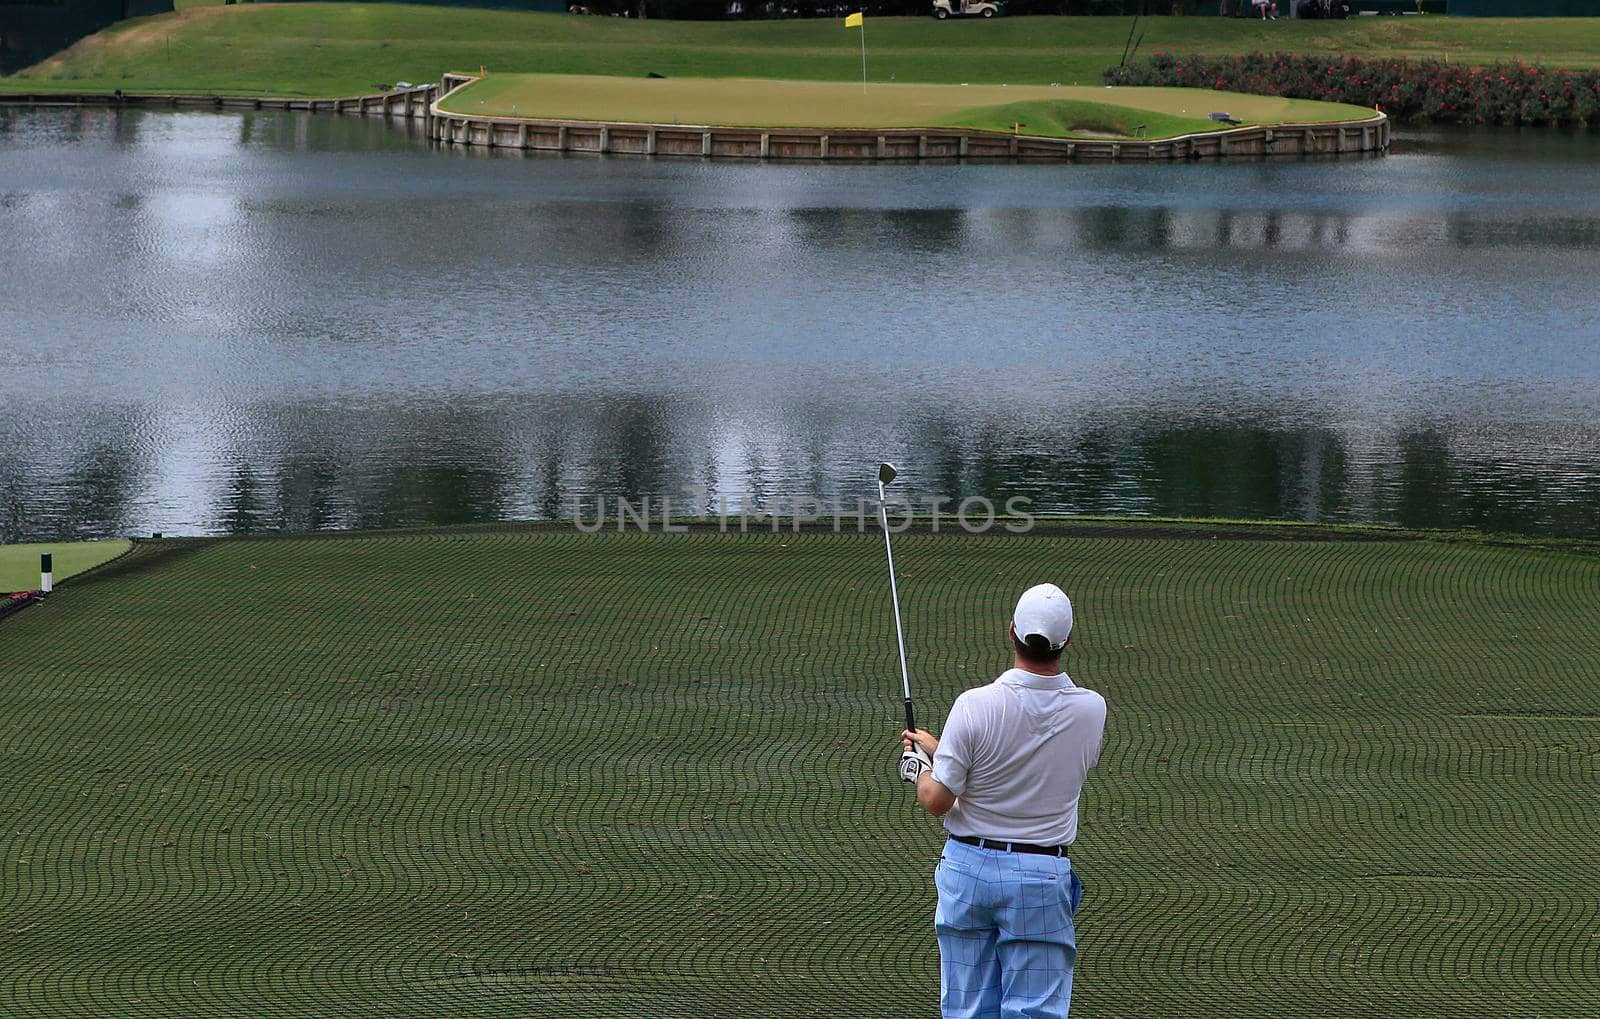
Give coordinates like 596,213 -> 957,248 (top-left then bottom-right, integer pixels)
900,583 -> 1106,1019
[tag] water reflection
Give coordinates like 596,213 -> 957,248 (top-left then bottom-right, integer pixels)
1,108 -> 1598,540
4,394 -> 1595,540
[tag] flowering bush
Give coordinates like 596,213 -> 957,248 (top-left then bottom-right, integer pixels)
1104,52 -> 1600,127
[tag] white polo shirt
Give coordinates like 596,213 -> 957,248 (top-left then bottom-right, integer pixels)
932,669 -> 1106,846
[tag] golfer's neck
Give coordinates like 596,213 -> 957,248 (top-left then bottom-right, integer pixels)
1013,657 -> 1062,678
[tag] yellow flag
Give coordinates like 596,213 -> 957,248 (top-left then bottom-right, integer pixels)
844,11 -> 863,27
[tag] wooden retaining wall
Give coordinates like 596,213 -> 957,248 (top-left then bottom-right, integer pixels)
429,74 -> 1389,163
0,77 -> 1390,163
0,84 -> 439,120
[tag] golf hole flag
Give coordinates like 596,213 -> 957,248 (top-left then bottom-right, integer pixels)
844,11 -> 866,92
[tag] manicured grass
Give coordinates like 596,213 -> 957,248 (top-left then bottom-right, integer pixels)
0,539 -> 130,592
1,524 -> 1596,1016
7,7 -> 1600,98
439,73 -> 1371,138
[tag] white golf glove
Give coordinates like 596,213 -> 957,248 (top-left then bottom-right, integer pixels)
899,745 -> 934,784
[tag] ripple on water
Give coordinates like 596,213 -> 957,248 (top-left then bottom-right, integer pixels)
1,110 -> 1598,539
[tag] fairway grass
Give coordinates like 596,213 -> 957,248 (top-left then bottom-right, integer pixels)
1,525 -> 1596,1016
0,539 -> 130,591
439,73 -> 1373,139
9,7 -> 1600,98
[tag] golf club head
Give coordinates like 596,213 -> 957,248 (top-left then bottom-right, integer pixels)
878,462 -> 898,486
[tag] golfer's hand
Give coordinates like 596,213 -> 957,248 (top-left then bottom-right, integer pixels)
902,728 -> 938,756
899,745 -> 934,784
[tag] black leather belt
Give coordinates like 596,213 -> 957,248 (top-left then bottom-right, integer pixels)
951,834 -> 1070,858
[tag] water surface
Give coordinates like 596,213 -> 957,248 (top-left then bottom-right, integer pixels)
2,110 -> 1597,539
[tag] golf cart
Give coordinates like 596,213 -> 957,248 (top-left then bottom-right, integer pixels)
933,0 -> 1002,18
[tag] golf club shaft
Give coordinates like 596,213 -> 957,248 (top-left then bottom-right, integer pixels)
877,480 -> 916,734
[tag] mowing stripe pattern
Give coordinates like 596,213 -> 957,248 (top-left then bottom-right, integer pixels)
1,528 -> 1597,1017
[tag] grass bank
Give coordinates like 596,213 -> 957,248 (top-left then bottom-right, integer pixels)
0,539 -> 131,591
7,7 -> 1600,97
439,73 -> 1373,139
1,524 -> 1595,1015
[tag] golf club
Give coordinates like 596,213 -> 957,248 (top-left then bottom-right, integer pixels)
876,462 -> 915,734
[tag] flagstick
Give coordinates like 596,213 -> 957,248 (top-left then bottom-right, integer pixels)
859,19 -> 867,95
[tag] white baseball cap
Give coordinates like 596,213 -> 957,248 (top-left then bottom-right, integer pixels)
1013,583 -> 1074,650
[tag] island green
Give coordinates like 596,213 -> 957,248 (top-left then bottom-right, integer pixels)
439,73 -> 1374,139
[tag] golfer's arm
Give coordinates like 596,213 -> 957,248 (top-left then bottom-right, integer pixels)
916,773 -> 957,816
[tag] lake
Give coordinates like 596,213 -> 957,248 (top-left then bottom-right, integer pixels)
2,107 -> 1597,539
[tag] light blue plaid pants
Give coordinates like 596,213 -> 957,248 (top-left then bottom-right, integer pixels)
934,837 -> 1084,1019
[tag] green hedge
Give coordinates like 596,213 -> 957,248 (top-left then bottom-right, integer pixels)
1450,0 -> 1598,14
1,0 -> 174,74
1106,51 -> 1600,125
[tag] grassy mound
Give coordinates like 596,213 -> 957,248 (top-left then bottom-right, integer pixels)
932,97 -> 1217,138
7,7 -> 1600,98
438,73 -> 1371,139
1,524 -> 1596,1015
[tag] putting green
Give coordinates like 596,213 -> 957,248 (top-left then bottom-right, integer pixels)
1,524 -> 1595,1016
440,73 -> 1375,140
0,539 -> 131,591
